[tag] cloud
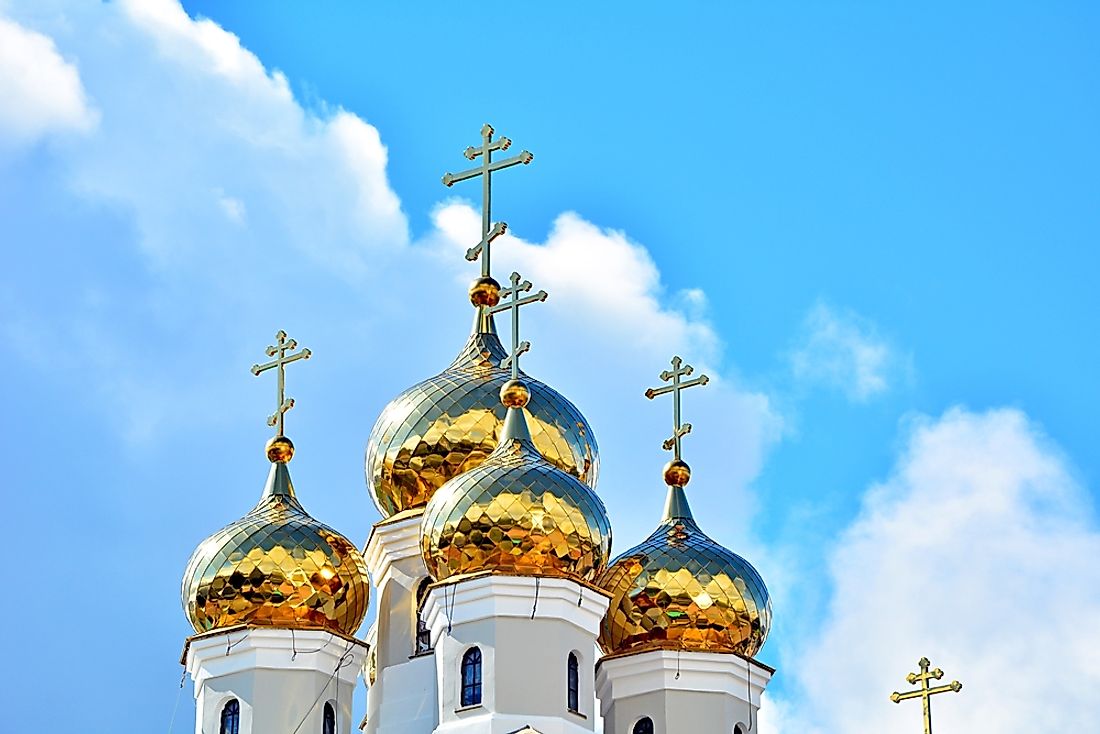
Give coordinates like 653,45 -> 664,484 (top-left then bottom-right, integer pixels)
427,202 -> 784,540
790,301 -> 905,401
0,0 -> 782,540
0,15 -> 97,144
772,407 -> 1100,732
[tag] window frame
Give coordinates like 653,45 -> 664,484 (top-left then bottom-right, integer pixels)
322,701 -> 336,734
219,698 -> 240,734
566,651 -> 580,713
460,646 -> 483,707
414,578 -> 433,654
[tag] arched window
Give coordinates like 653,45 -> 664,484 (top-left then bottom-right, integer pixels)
460,647 -> 482,707
219,699 -> 240,734
566,652 -> 580,712
415,578 -> 432,653
632,716 -> 654,734
734,726 -> 745,734
322,702 -> 336,734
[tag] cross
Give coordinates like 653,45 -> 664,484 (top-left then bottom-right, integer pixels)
644,356 -> 710,460
442,123 -> 534,277
250,330 -> 311,436
890,657 -> 963,734
487,271 -> 547,378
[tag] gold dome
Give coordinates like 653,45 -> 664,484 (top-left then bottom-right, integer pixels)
420,401 -> 612,583
366,308 -> 598,518
182,448 -> 371,635
598,483 -> 771,657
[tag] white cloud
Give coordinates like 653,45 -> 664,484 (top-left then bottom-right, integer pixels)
0,15 -> 97,144
790,301 -> 904,401
423,201 -> 783,542
0,0 -> 782,536
772,407 -> 1100,732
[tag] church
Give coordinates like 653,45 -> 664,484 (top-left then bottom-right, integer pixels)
178,124 -> 773,734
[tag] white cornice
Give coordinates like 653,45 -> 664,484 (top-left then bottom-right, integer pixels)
186,627 -> 368,688
423,574 -> 610,643
364,509 -> 424,585
595,649 -> 773,707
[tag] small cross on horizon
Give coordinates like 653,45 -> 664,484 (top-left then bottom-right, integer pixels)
891,657 -> 963,734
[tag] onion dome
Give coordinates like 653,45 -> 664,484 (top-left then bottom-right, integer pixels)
365,278 -> 599,518
597,460 -> 771,656
181,436 -> 371,635
420,377 -> 612,583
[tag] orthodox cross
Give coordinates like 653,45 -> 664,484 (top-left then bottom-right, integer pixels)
890,657 -> 963,734
442,123 -> 534,277
487,271 -> 547,377
250,330 -> 311,436
645,356 -> 710,459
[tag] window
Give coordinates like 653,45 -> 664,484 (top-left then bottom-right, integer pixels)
415,578 -> 433,654
632,717 -> 654,734
567,652 -> 580,712
734,726 -> 745,734
219,699 -> 240,734
460,647 -> 482,707
322,702 -> 335,734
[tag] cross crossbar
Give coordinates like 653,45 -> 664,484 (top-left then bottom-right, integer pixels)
645,356 -> 709,460
890,657 -> 962,734
250,330 -> 311,436
487,271 -> 546,379
441,123 -> 534,277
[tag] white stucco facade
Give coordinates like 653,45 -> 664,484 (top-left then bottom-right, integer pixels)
421,573 -> 611,734
596,649 -> 773,734
185,626 -> 367,734
362,508 -> 438,734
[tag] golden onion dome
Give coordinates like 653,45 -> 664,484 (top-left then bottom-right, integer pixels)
365,291 -> 598,518
597,463 -> 771,657
182,436 -> 371,636
420,379 -> 612,583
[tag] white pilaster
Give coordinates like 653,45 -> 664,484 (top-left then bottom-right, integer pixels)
423,573 -> 611,734
595,649 -> 774,734
363,509 -> 437,733
185,627 -> 367,734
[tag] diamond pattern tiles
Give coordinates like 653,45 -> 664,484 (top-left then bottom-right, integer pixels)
181,486 -> 370,636
598,515 -> 771,657
421,437 -> 612,583
365,324 -> 599,518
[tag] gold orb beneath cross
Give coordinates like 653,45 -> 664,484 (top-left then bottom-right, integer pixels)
469,276 -> 501,307
500,378 -> 530,408
663,459 -> 691,488
266,435 -> 295,463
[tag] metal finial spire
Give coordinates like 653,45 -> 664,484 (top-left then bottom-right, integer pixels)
442,123 -> 534,278
890,657 -> 963,734
250,330 -> 311,437
488,271 -> 547,378
645,356 -> 710,461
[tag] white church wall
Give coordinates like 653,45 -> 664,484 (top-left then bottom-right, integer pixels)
424,574 -> 610,734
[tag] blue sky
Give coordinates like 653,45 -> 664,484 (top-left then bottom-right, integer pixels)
1,1 -> 1098,731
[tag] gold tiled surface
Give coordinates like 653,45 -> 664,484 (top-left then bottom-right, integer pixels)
421,436 -> 611,582
182,466 -> 370,635
598,515 -> 770,656
366,319 -> 599,517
